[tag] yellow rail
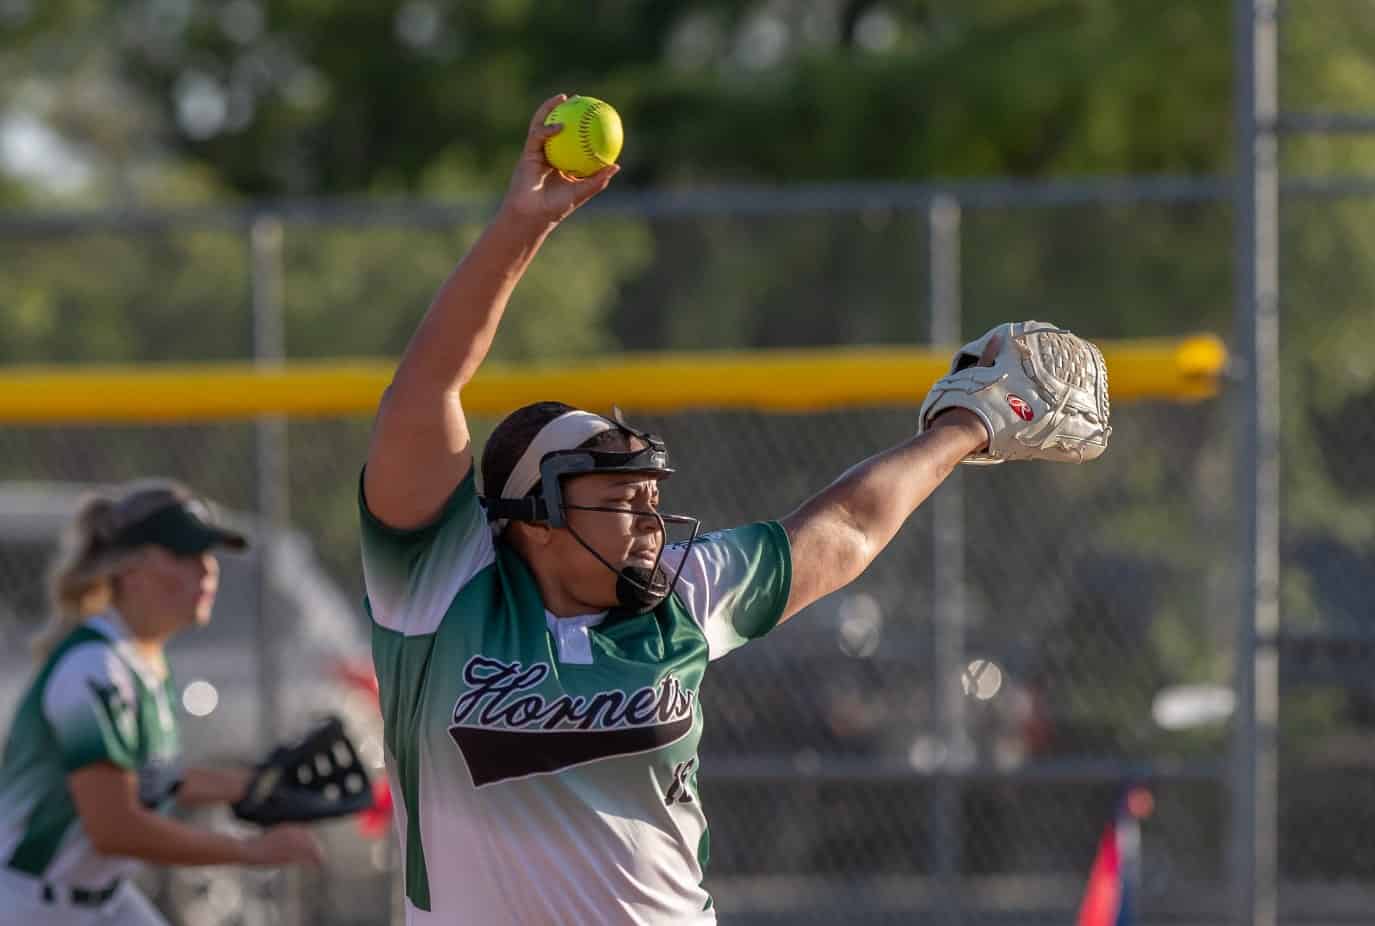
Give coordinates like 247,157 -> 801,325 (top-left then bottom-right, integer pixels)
0,335 -> 1226,424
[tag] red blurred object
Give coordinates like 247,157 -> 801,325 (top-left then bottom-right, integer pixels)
1126,786 -> 1155,820
1076,819 -> 1122,926
1076,786 -> 1148,926
329,657 -> 391,840
331,658 -> 380,703
358,776 -> 393,840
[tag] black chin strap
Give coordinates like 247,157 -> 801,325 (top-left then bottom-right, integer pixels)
560,509 -> 699,615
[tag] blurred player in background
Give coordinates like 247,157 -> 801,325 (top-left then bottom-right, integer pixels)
0,480 -> 324,925
362,95 -> 1108,924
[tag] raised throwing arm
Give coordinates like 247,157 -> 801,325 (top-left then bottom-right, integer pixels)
364,95 -> 619,530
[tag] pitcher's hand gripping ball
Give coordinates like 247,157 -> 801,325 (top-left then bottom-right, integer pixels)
543,95 -> 623,178
918,320 -> 1111,464
232,716 -> 374,825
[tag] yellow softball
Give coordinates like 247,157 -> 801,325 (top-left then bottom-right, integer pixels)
543,95 -> 623,178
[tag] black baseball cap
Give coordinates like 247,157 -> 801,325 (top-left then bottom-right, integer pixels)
110,498 -> 248,556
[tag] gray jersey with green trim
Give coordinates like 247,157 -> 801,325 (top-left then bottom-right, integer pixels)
361,470 -> 792,925
0,613 -> 182,888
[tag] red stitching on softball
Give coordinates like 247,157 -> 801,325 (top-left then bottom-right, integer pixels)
579,104 -> 601,162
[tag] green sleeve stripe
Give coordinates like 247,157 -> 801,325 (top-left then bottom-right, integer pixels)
59,736 -> 135,772
6,625 -> 120,876
360,466 -> 494,636
42,645 -> 140,771
372,620 -> 436,912
686,520 -> 793,660
745,520 -> 793,640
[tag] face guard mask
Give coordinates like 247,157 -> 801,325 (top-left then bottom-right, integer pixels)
482,410 -> 701,615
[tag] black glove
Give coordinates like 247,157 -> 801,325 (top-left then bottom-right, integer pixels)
231,715 -> 374,825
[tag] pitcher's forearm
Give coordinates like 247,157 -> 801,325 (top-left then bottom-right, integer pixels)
827,413 -> 985,554
365,95 -> 616,529
365,209 -> 558,528
780,412 -> 986,618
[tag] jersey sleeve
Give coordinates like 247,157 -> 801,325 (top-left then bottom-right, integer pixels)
359,466 -> 495,637
41,642 -> 140,772
667,521 -> 793,661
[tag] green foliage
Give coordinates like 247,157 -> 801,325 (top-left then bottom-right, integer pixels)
0,1 -> 1239,198
278,218 -> 652,360
0,232 -> 251,363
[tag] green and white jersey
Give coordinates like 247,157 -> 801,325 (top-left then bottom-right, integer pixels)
361,469 -> 792,925
0,613 -> 182,889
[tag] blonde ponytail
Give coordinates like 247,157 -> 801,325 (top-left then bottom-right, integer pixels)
31,481 -> 188,662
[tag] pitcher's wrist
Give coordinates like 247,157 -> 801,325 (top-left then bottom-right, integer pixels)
929,408 -> 989,453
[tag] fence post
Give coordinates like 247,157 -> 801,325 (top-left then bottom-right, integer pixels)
251,214 -> 287,751
1232,1 -> 1281,924
928,193 -> 966,923
251,214 -> 299,925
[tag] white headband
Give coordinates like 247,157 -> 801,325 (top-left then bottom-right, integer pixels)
489,411 -> 615,534
501,410 -> 616,499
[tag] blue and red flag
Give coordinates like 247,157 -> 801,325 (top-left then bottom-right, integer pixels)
1076,785 -> 1153,926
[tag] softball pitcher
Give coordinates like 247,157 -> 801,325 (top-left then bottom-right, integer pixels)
361,95 -> 1111,924
0,481 -> 323,925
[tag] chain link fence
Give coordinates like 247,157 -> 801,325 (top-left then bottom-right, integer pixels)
1,182 -> 1373,923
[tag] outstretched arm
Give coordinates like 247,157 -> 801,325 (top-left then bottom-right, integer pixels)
69,764 -> 323,868
779,409 -> 987,622
364,95 -> 619,530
